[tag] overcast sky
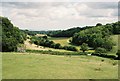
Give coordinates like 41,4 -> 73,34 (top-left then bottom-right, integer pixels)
0,1 -> 118,30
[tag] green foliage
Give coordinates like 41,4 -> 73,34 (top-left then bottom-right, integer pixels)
1,17 -> 26,52
80,43 -> 88,52
22,21 -> 120,38
54,43 -> 61,49
48,27 -> 82,37
22,30 -> 36,36
71,25 -> 115,51
116,50 -> 120,60
26,49 -> 88,55
42,36 -> 47,39
63,46 -> 77,51
47,27 -> 94,37
30,36 -> 77,51
112,21 -> 120,34
95,47 -> 107,54
96,23 -> 102,26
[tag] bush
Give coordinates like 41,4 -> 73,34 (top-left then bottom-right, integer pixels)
71,24 -> 115,51
26,49 -> 83,55
91,53 -> 116,59
30,36 -> 77,51
80,43 -> 88,52
54,43 -> 61,49
63,46 -> 77,51
116,50 -> 120,60
1,17 -> 26,52
42,36 -> 47,39
95,47 -> 107,54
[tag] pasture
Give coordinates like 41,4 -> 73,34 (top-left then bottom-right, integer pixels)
108,35 -> 119,55
2,52 -> 118,79
48,37 -> 94,52
48,37 -> 70,46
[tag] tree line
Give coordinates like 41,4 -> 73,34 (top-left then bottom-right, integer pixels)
22,21 -> 120,37
71,22 -> 120,52
30,36 -> 77,51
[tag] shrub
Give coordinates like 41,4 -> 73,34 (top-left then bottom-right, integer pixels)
63,46 -> 77,51
116,50 -> 120,60
80,43 -> 88,52
95,47 -> 107,54
54,43 -> 61,49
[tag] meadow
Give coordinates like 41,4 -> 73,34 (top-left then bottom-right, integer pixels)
49,37 -> 94,52
2,33 -> 119,79
1,11 -> 119,80
2,52 -> 118,79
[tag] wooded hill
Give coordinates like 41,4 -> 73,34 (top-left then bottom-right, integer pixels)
48,22 -> 120,37
1,16 -> 120,52
1,16 -> 27,52
22,22 -> 120,37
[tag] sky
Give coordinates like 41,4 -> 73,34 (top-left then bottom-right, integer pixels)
0,0 -> 119,30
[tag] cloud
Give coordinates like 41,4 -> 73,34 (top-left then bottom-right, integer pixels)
1,0 -> 119,2
86,2 -> 118,9
0,2 -> 118,30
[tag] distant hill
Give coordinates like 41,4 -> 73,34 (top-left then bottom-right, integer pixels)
21,21 -> 120,38
70,21 -> 120,51
47,27 -> 95,37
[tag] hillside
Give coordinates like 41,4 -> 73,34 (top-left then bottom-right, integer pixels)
22,21 -> 120,38
49,22 -> 120,37
47,27 -> 82,37
1,17 -> 26,52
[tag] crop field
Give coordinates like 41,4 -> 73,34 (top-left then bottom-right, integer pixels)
2,52 -> 118,79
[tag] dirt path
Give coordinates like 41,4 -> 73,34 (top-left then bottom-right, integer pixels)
24,39 -> 71,52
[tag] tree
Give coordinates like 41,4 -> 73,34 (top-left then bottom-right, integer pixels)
71,24 -> 114,51
42,36 -> 47,39
95,47 -> 106,54
96,23 -> 102,26
80,43 -> 88,52
54,43 -> 61,49
1,17 -> 26,52
116,50 -> 120,60
63,46 -> 77,51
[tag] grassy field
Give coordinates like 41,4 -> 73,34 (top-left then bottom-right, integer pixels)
108,35 -> 119,55
2,52 -> 118,79
48,37 -> 71,46
49,37 -> 94,52
24,39 -> 72,52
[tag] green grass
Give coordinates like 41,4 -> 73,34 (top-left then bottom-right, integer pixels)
108,35 -> 119,55
0,52 -> 2,80
2,52 -> 118,79
48,37 -> 70,46
49,37 -> 94,52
